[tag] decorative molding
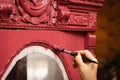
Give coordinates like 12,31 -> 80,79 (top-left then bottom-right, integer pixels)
0,0 -> 104,31
69,0 -> 104,6
58,6 -> 70,24
84,32 -> 96,52
67,12 -> 88,26
0,3 -> 12,22
88,12 -> 97,28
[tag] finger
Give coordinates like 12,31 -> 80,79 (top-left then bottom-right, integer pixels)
75,53 -> 84,66
76,50 -> 98,63
72,58 -> 78,68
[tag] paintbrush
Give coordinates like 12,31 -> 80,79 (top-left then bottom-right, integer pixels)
53,45 -> 98,64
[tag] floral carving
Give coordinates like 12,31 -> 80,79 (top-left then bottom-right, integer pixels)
67,13 -> 88,26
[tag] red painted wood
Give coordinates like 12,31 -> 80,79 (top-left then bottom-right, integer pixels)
0,0 -> 104,80
0,0 -> 104,31
0,30 -> 84,80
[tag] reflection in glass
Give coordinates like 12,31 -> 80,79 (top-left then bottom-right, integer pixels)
4,46 -> 68,80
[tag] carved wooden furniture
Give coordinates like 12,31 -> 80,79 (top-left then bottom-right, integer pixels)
0,0 -> 104,80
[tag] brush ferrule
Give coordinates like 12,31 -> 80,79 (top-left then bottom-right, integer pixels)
63,50 -> 77,56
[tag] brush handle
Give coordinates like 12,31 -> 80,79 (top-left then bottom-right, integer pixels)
71,52 -> 98,64
82,55 -> 98,64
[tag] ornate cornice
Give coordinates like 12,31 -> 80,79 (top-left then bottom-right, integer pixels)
0,0 -> 104,31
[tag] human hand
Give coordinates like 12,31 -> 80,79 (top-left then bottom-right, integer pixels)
73,50 -> 98,80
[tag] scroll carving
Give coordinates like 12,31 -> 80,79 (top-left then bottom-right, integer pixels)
0,3 -> 12,22
12,0 -> 51,25
58,6 -> 70,24
0,0 -> 58,25
18,0 -> 50,17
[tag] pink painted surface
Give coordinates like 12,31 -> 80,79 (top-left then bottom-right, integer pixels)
0,30 -> 84,80
0,0 -> 104,80
0,0 -> 104,31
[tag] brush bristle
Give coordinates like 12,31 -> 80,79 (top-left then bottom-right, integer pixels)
53,45 -> 64,52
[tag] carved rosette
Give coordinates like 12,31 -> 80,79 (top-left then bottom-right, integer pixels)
12,0 -> 51,24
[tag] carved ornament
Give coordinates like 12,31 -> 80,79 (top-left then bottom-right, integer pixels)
0,0 -> 104,31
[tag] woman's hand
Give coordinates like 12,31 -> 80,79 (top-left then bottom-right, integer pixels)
73,50 -> 98,80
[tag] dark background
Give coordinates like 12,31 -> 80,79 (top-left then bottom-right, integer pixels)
96,0 -> 120,79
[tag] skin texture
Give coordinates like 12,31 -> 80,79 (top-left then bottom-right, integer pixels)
74,50 -> 98,80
